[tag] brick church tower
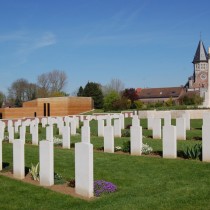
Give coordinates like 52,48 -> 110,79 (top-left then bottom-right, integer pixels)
187,40 -> 209,94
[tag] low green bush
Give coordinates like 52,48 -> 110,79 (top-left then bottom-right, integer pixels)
122,140 -> 130,153
121,129 -> 130,137
183,143 -> 202,160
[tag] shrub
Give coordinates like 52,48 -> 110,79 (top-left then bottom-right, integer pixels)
122,140 -> 130,153
112,97 -> 131,111
142,143 -> 153,154
53,137 -> 62,146
54,172 -> 65,184
122,141 -> 153,154
3,136 -> 9,142
67,179 -> 75,188
29,162 -> 39,181
180,94 -> 203,105
38,127 -> 42,134
94,180 -> 117,197
183,144 -> 202,160
103,90 -> 120,111
126,124 -> 132,129
96,146 -> 104,151
114,146 -> 122,152
164,97 -> 174,107
70,142 -> 75,148
121,129 -> 130,137
134,100 -> 144,109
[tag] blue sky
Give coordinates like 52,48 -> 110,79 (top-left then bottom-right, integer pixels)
0,0 -> 210,95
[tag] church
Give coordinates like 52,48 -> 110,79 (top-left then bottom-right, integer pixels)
186,40 -> 209,97
137,40 -> 209,104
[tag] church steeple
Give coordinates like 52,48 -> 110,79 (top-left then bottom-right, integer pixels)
192,40 -> 208,64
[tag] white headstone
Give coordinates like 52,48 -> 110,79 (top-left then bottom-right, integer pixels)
114,119 -> 121,137
41,118 -> 47,128
81,125 -> 90,143
20,126 -> 26,143
46,126 -> 53,142
152,118 -> 161,139
130,125 -> 142,156
13,139 -> 25,179
163,125 -> 177,158
106,115 -> 112,126
147,116 -> 154,130
104,126 -> 114,153
75,116 -> 80,129
98,119 -> 104,137
70,120 -> 76,135
0,138 -> 2,171
8,120 -> 13,127
132,115 -> 140,127
0,124 -> 4,140
164,111 -> 171,126
183,111 -> 190,130
176,117 -> 186,140
202,113 -> 210,162
80,115 -> 84,122
32,125 -> 39,145
8,126 -> 14,143
62,126 -> 70,149
39,140 -> 54,186
58,120 -> 64,136
75,142 -> 94,198
119,114 -> 125,129
83,119 -> 89,127
29,121 -> 35,134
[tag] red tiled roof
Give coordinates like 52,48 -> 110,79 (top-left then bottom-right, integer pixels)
138,87 -> 185,99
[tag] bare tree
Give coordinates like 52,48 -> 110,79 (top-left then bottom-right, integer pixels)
8,78 -> 37,106
102,78 -> 125,95
48,70 -> 67,92
37,70 -> 68,97
0,91 -> 5,107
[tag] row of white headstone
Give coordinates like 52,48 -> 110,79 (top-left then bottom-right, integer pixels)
96,112 -> 190,141
0,119 -> 94,198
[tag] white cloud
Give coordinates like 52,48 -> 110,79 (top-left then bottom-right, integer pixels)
0,30 -> 56,64
33,32 -> 56,49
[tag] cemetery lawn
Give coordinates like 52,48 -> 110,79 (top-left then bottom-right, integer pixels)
1,118 -> 209,210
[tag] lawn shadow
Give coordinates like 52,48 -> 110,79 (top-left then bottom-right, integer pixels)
2,162 -> 10,169
25,166 -> 30,176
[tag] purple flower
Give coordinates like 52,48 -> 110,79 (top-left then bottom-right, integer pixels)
94,180 -> 117,197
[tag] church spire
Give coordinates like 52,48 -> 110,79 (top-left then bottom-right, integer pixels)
192,40 -> 208,64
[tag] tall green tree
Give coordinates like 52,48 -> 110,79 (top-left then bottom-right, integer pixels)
103,90 -> 120,111
83,82 -> 103,108
77,86 -> 84,96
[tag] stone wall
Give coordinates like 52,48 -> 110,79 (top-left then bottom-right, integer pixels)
137,109 -> 210,119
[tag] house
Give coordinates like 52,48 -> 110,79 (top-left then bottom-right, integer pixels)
137,87 -> 185,104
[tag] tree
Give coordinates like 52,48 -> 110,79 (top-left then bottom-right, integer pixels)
83,82 -> 103,108
77,86 -> 84,96
0,91 -> 5,107
103,90 -> 120,111
8,78 -> 37,107
164,97 -> 174,106
180,94 -> 203,105
122,88 -> 139,103
102,78 -> 124,95
37,70 -> 68,97
112,97 -> 131,110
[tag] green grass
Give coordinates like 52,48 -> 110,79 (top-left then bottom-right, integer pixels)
1,118 -> 209,210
